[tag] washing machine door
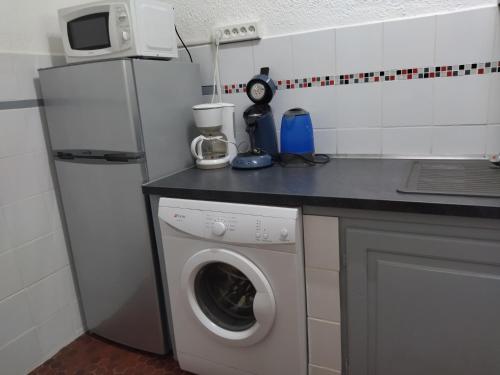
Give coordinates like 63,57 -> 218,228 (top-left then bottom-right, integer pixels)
181,248 -> 276,347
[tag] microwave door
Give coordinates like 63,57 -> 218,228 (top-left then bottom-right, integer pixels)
39,59 -> 143,153
66,12 -> 111,51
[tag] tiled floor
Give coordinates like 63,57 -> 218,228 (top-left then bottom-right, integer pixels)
30,334 -> 192,375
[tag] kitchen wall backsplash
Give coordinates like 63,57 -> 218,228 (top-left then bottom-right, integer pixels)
180,5 -> 500,157
0,52 -> 82,375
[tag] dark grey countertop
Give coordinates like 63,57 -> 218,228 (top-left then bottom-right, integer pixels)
142,158 -> 500,219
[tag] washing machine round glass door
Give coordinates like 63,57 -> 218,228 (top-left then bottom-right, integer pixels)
181,248 -> 276,346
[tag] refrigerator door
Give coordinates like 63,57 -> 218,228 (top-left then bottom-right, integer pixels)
54,157 -> 166,353
39,59 -> 143,153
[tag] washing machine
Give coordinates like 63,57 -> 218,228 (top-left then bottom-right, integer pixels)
158,198 -> 307,375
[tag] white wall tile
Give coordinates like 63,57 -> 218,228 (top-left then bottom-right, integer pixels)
0,109 -> 29,159
178,45 -> 215,86
43,191 -> 63,232
309,365 -> 341,375
382,127 -> 432,155
336,23 -> 383,74
303,215 -> 340,271
308,318 -> 342,371
382,79 -> 433,127
487,73 -> 500,124
0,291 -> 33,348
69,299 -> 84,336
15,230 -> 69,288
433,75 -> 490,125
337,128 -> 382,155
0,329 -> 42,375
253,36 -> 293,80
383,15 -> 436,69
219,41 -> 255,85
313,129 -> 337,154
27,267 -> 73,325
336,83 -> 382,128
0,251 -> 23,301
0,54 -> 20,101
24,108 -> 46,154
4,194 -> 52,247
15,54 -> 38,100
486,124 -> 500,154
36,304 -> 75,358
435,7 -> 496,66
306,268 -> 341,322
493,8 -> 500,61
292,29 -> 335,78
432,125 -> 487,156
0,208 -> 12,254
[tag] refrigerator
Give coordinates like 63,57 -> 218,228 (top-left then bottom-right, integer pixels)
39,58 -> 201,354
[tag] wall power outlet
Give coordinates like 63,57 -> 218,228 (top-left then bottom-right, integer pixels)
213,21 -> 261,44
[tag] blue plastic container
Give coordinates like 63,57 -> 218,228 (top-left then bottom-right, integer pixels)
280,108 -> 315,154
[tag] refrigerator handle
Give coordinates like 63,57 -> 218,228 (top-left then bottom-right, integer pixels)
103,152 -> 145,162
55,151 -> 76,160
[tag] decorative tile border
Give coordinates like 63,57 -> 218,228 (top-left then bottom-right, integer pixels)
223,61 -> 500,94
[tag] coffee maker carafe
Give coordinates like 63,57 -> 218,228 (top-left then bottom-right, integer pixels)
191,103 -> 235,169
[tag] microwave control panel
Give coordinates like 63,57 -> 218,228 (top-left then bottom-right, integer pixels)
111,4 -> 132,50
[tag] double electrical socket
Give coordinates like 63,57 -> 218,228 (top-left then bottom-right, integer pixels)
213,21 -> 261,44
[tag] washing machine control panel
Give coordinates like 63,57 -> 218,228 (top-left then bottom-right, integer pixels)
203,212 -> 296,244
161,205 -> 297,244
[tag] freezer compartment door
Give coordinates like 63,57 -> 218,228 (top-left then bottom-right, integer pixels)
55,159 -> 166,353
40,59 -> 143,152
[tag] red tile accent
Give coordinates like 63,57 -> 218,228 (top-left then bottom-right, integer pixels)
390,76 -> 395,81
413,68 -> 418,74
447,71 -> 452,77
232,84 -> 235,88
312,77 -> 316,82
402,69 -> 407,74
329,80 -> 334,85
291,84 -> 295,89
374,76 -> 380,82
286,79 -> 291,84
30,334 -> 192,375
278,80 -> 282,85
321,81 -> 325,86
478,68 -> 485,74
359,73 -> 364,78
407,74 -> 412,80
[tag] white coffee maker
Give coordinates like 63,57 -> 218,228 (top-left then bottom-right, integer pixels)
191,103 -> 236,169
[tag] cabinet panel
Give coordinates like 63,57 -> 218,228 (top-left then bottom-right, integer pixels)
346,227 -> 500,375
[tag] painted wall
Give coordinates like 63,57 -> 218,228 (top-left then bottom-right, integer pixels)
0,0 -> 497,54
171,0 -> 497,45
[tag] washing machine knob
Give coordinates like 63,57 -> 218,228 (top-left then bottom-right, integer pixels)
212,221 -> 227,236
280,228 -> 289,240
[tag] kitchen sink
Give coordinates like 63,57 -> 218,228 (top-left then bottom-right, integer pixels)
399,160 -> 500,198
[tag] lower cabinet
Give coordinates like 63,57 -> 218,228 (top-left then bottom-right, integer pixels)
344,216 -> 500,375
304,215 -> 342,375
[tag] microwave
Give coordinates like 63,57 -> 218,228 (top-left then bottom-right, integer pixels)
59,0 -> 178,63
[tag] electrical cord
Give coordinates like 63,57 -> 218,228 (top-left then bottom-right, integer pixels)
175,25 -> 193,63
278,153 -> 330,166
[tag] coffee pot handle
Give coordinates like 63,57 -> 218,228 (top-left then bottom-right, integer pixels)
191,136 -> 206,160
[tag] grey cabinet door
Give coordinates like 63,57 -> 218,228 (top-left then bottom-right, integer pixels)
345,226 -> 500,375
